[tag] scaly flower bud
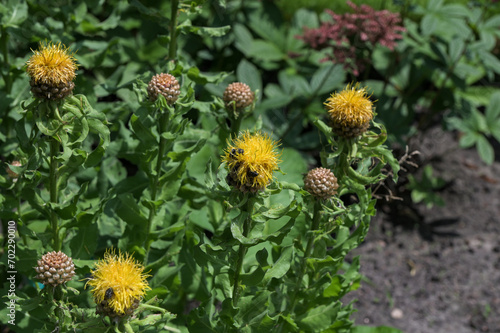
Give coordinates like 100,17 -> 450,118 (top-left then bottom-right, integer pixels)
34,251 -> 76,287
223,82 -> 254,111
304,167 -> 339,200
6,161 -> 22,179
147,73 -> 180,105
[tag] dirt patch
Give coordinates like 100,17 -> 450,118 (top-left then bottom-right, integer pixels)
346,126 -> 500,333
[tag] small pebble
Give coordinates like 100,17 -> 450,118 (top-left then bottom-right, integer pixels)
391,308 -> 404,319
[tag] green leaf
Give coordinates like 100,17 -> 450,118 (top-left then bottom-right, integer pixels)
233,23 -> 254,56
459,132 -> 481,148
73,2 -> 87,23
257,314 -> 279,331
476,135 -> 494,165
116,193 -> 149,226
240,265 -> 265,287
278,70 -> 311,97
314,118 -> 333,142
261,84 -> 293,109
234,292 -> 270,328
84,139 -> 105,168
262,246 -> 292,284
448,37 -> 465,63
421,14 -> 438,36
150,264 -> 183,288
275,148 -> 307,185
187,67 -> 227,85
231,218 -> 257,246
167,138 -> 206,163
456,86 -> 497,106
130,114 -> 157,146
21,187 -> 49,218
237,59 -> 262,99
204,157 -> 215,188
470,109 -> 488,133
185,25 -> 231,37
180,246 -> 210,298
248,40 -> 284,62
485,91 -> 500,125
297,303 -> 340,332
310,64 -> 345,96
253,200 -> 298,221
323,275 -> 342,298
1,0 -> 28,27
427,0 -> 444,11
352,326 -> 403,333
87,117 -> 110,148
129,0 -> 162,17
69,222 -> 98,259
293,8 -> 319,29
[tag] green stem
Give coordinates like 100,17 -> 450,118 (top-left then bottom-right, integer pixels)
278,200 -> 322,333
17,201 -> 28,246
0,26 -> 11,93
230,113 -> 243,138
12,178 -> 28,245
1,26 -> 13,139
168,0 -> 179,60
145,111 -> 169,253
232,198 -> 254,306
53,285 -> 65,331
303,200 -> 322,265
49,138 -> 60,251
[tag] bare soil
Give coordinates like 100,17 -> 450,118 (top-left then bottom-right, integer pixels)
346,126 -> 500,333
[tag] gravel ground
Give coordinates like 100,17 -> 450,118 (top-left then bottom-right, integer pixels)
346,126 -> 500,333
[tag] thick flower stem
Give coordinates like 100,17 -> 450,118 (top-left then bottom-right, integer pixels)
52,285 -> 65,331
49,137 -> 60,251
278,200 -> 322,332
145,111 -> 169,253
230,114 -> 243,139
168,0 -> 179,60
232,198 -> 254,306
302,200 -> 322,270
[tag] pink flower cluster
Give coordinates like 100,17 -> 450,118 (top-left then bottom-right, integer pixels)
297,1 -> 406,76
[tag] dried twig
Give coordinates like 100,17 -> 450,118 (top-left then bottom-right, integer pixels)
372,146 -> 421,201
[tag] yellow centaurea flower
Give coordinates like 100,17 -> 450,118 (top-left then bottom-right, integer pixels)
86,249 -> 150,317
223,131 -> 281,193
324,83 -> 374,138
26,41 -> 78,100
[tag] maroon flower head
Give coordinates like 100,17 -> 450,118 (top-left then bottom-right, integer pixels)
297,1 -> 406,76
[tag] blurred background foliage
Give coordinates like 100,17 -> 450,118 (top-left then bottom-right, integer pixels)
2,0 -> 499,162
0,0 -> 499,331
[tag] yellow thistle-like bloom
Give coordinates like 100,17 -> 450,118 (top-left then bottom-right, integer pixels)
26,41 -> 78,100
324,83 -> 374,138
223,131 -> 281,193
86,249 -> 150,317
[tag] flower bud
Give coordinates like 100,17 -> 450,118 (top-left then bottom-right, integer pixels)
147,73 -> 180,104
223,82 -> 254,111
34,251 -> 75,287
304,167 -> 339,200
6,161 -> 21,179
